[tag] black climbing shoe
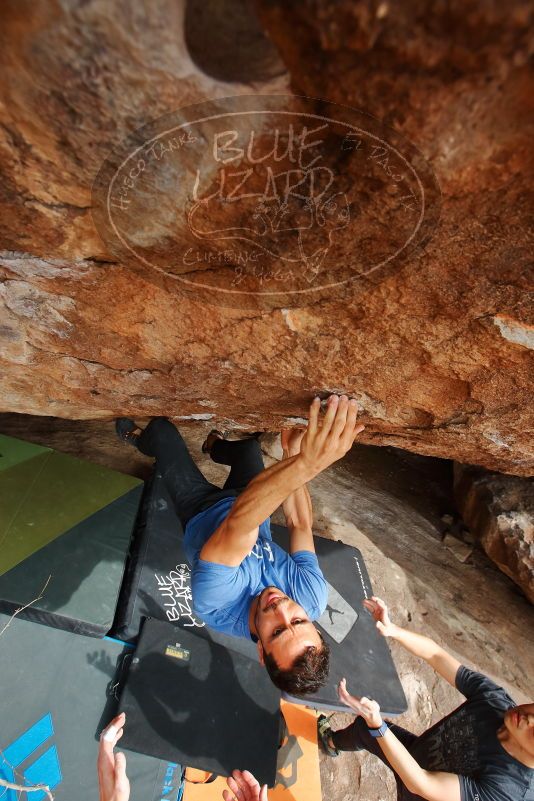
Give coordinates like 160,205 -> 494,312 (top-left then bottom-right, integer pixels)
115,417 -> 140,446
317,714 -> 339,757
202,429 -> 226,454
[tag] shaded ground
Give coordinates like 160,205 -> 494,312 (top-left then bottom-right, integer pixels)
1,413 -> 532,801
0,412 -> 455,523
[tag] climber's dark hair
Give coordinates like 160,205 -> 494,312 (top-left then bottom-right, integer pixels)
263,633 -> 330,696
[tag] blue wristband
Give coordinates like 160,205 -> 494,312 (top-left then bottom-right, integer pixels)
368,721 -> 388,738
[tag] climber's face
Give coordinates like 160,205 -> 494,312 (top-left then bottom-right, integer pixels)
503,703 -> 534,757
253,588 -> 322,670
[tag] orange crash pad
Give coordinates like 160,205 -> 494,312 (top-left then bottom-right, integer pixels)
183,700 -> 321,801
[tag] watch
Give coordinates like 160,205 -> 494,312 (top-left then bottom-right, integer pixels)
368,721 -> 388,738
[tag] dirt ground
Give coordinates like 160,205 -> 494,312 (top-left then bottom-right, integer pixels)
1,413 -> 532,801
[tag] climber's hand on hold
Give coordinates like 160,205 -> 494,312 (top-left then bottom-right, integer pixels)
299,394 -> 365,475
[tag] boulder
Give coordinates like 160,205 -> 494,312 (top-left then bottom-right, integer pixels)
454,463 -> 534,603
0,0 -> 532,476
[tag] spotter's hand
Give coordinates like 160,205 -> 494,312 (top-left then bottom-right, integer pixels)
363,596 -> 396,637
337,679 -> 383,729
98,713 -> 130,801
223,770 -> 269,801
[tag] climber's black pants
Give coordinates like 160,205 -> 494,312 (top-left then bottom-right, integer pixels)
136,418 -> 264,525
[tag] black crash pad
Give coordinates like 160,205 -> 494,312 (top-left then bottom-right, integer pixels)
0,613 -> 183,801
118,618 -> 281,787
271,525 -> 407,714
113,471 -> 406,715
112,473 -> 257,660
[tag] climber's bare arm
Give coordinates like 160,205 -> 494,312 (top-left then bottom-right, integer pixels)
280,429 -> 315,554
285,491 -> 315,554
200,395 -> 364,567
200,455 -> 313,566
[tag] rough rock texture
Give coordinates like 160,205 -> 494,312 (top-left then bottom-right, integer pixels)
454,463 -> 534,603
0,0 -> 533,476
2,413 -> 532,801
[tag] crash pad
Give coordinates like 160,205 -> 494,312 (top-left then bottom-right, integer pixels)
0,613 -> 183,801
117,618 -> 280,786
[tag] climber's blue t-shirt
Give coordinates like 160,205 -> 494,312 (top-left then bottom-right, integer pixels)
184,496 -> 328,640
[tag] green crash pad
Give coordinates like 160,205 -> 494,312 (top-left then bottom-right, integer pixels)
0,484 -> 144,635
0,438 -> 141,577
0,433 -> 51,472
0,433 -> 143,636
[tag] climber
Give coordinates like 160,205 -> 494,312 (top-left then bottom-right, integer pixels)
115,393 -> 365,695
317,596 -> 534,801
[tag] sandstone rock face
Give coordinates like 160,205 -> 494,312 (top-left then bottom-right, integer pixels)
454,463 -> 534,603
0,1 -> 532,476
